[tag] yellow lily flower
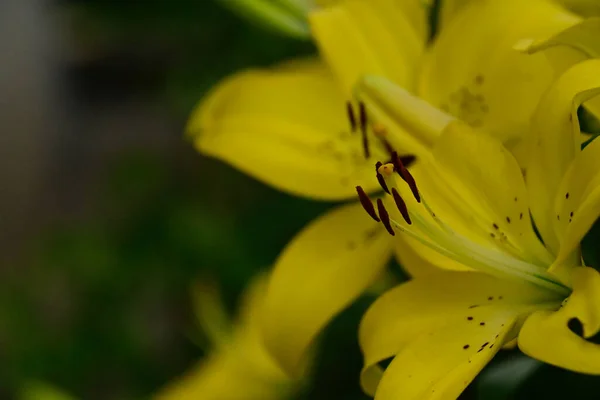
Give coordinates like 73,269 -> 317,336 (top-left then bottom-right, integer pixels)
192,0 -> 596,199
209,0 -> 600,378
354,59 -> 600,399
155,274 -> 299,400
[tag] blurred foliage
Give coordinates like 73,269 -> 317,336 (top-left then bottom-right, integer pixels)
3,0 -> 600,399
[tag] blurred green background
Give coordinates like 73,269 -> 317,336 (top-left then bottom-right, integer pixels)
2,0 -> 600,399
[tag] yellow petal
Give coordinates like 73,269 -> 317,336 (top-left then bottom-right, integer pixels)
437,0 -> 471,30
393,233 -> 471,279
359,270 -> 558,397
154,353 -> 289,400
375,315 -> 516,400
526,59 -> 600,255
261,202 -> 393,376
516,18 -> 600,59
354,75 -> 454,158
518,267 -> 600,374
427,122 -> 553,267
515,18 -> 600,120
190,58 -> 382,200
418,0 -> 580,152
309,0 -> 425,96
554,136 -> 600,265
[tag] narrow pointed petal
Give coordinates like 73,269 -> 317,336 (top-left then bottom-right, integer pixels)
359,270 -> 556,397
418,0 -> 581,157
526,59 -> 600,255
190,59 -> 382,200
554,136 -> 600,267
261,202 -> 393,376
308,0 -> 426,96
216,0 -> 312,38
519,267 -> 600,374
517,18 -> 600,59
515,18 -> 600,119
355,76 -> 455,158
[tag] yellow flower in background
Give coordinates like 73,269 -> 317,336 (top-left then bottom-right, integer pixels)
155,274 -> 300,400
19,382 -> 76,400
354,59 -> 600,399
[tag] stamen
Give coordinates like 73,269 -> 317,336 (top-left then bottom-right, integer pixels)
399,155 -> 416,168
356,186 -> 380,222
359,102 -> 370,159
376,199 -> 395,236
376,174 -> 390,194
346,101 -> 357,132
381,137 -> 394,156
375,162 -> 390,194
391,188 -> 411,224
391,151 -> 420,202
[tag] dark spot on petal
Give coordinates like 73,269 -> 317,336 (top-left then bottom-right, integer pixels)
468,305 -> 479,309
568,318 -> 584,337
557,214 -> 560,221
463,344 -> 470,349
480,322 -> 485,326
514,197 -> 518,202
467,316 -> 473,321
475,74 -> 484,85
566,192 -> 570,199
570,211 -> 574,217
490,233 -> 495,238
490,344 -> 494,349
506,217 -> 511,223
519,213 -> 523,220
347,241 -> 357,250
488,296 -> 494,301
499,296 -> 503,300
493,223 -> 499,229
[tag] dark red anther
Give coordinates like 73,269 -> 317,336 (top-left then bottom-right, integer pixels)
346,101 -> 357,132
356,186 -> 380,222
359,102 -> 370,159
374,161 -> 390,194
359,102 -> 367,131
400,155 -> 416,168
403,169 -> 421,203
391,188 -> 411,225
376,199 -> 395,236
380,138 -> 394,156
391,151 -> 420,203
376,172 -> 390,194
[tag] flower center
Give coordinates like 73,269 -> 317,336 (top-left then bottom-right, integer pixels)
346,101 -> 417,166
356,155 -> 570,296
